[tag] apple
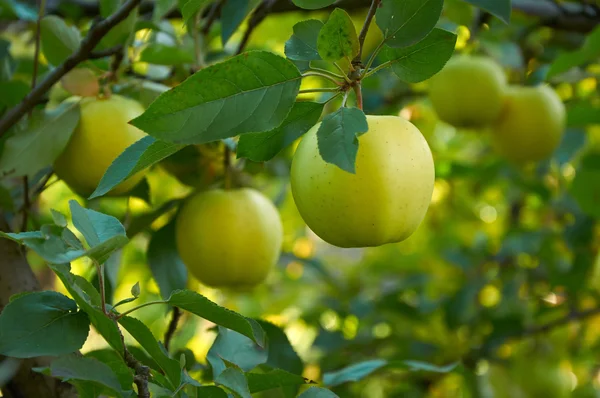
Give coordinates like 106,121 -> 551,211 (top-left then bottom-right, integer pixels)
491,85 -> 566,163
290,115 -> 434,248
175,188 -> 283,289
428,56 -> 507,128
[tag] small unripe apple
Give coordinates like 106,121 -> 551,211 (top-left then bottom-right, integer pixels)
428,56 -> 507,128
175,188 -> 283,289
54,95 -> 146,196
491,85 -> 566,163
290,115 -> 434,248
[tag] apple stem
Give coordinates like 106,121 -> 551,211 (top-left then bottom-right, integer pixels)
224,145 -> 232,189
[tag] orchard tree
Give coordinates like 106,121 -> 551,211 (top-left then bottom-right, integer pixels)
0,0 -> 599,397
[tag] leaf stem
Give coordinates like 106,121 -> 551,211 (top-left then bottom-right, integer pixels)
299,88 -> 340,94
361,40 -> 387,79
353,0 -> 382,65
307,66 -> 345,80
341,90 -> 350,107
302,71 -> 344,86
333,62 -> 352,84
362,59 -> 392,79
93,259 -> 107,314
115,300 -> 166,319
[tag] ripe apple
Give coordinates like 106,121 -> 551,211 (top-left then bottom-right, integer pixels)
491,85 -> 566,163
175,188 -> 283,289
428,56 -> 507,128
290,115 -> 434,248
53,95 -> 146,196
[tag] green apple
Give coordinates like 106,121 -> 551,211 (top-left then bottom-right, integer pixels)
428,56 -> 507,128
175,188 -> 283,289
491,85 -> 566,163
290,115 -> 434,248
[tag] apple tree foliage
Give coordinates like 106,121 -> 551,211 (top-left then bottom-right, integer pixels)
0,0 -> 599,396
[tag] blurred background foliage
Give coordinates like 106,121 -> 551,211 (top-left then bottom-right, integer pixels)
1,0 -> 600,396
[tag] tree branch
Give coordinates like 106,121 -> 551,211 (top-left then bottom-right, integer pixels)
235,0 -> 277,55
121,337 -> 150,398
163,307 -> 181,352
0,0 -> 142,138
353,0 -> 380,66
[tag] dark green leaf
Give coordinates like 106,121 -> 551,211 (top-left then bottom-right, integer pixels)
462,0 -> 511,24
567,102 -> 600,127
97,0 -> 137,50
0,291 -> 89,358
376,0 -> 444,48
207,327 -> 268,378
247,368 -> 310,393
570,154 -> 600,219
548,25 -> 600,78
323,359 -> 386,387
257,320 -> 303,375
148,221 -> 188,300
0,100 -> 80,178
316,106 -> 368,173
46,354 -> 131,398
49,263 -> 125,353
85,350 -> 135,391
237,101 -> 324,161
0,80 -> 29,107
0,228 -> 85,264
180,0 -> 211,23
40,15 -> 81,65
90,136 -> 183,199
383,28 -> 457,83
215,367 -> 251,398
139,43 -> 195,65
317,8 -> 359,61
130,51 -> 301,144
221,0 -> 255,46
285,20 -> 323,61
154,0 -> 178,21
291,0 -> 335,10
130,282 -> 141,298
69,200 -> 126,248
118,316 -> 181,388
298,387 -> 339,397
167,290 -> 266,346
193,386 -> 228,397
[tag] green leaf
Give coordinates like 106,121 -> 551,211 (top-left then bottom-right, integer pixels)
180,0 -> 211,23
215,367 -> 251,398
0,228 -> 85,264
84,235 -> 129,265
139,43 -> 195,65
376,0 -> 444,48
97,0 -> 138,50
285,20 -> 323,61
291,0 -> 335,10
0,0 -> 37,21
237,101 -> 324,162
193,386 -> 228,397
147,221 -> 188,300
167,289 -> 266,346
118,316 -> 182,388
69,200 -> 126,248
463,0 -> 511,24
398,360 -> 459,373
0,183 -> 14,211
0,80 -> 29,107
154,0 -> 178,21
571,154 -> 600,219
51,209 -> 68,227
317,8 -> 359,61
567,102 -> 600,127
49,263 -> 125,353
548,25 -> 600,78
0,291 -> 89,358
323,359 -> 386,387
316,107 -> 368,174
221,0 -> 256,46
130,51 -> 301,144
46,354 -> 131,398
298,387 -> 339,397
0,100 -> 80,178
207,327 -> 268,378
90,136 -> 183,199
85,350 -> 135,391
126,199 -> 182,238
257,320 -> 303,375
383,28 -> 457,83
40,15 -> 81,65
247,368 -> 310,393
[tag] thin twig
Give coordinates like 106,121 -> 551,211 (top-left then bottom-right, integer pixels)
201,0 -> 223,35
0,0 -> 142,137
353,0 -> 382,65
93,259 -> 107,314
235,0 -> 277,55
299,88 -> 340,94
163,307 -> 181,352
333,62 -> 352,84
353,83 -> 363,110
88,45 -> 123,59
302,71 -> 344,85
115,300 -> 166,319
223,145 -> 231,190
120,329 -> 150,398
